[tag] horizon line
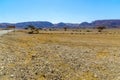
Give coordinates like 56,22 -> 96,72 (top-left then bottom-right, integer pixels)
1,19 -> 120,24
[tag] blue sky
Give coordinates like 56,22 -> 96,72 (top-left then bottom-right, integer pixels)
0,0 -> 120,23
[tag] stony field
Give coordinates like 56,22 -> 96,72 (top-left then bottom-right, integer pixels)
0,30 -> 120,80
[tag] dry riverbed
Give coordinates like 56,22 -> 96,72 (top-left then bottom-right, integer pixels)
0,30 -> 120,80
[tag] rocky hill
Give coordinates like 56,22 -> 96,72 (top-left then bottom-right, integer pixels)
15,21 -> 54,28
80,20 -> 120,28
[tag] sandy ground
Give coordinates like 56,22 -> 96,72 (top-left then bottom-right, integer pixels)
0,30 -> 120,80
0,30 -> 14,36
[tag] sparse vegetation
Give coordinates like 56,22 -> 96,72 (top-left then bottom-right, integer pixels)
0,29 -> 120,80
27,25 -> 39,34
64,27 -> 67,31
97,26 -> 106,32
86,30 -> 92,32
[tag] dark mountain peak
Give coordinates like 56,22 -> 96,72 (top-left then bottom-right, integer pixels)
79,22 -> 91,28
80,22 -> 90,26
56,22 -> 67,26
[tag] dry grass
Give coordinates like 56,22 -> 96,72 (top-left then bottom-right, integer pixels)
0,29 -> 120,80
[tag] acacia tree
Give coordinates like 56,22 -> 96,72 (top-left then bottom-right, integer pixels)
27,25 -> 39,34
97,26 -> 106,32
64,27 -> 67,31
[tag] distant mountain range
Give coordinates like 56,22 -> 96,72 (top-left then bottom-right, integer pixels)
0,20 -> 120,29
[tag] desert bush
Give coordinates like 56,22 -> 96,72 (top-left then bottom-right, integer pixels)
86,30 -> 92,32
96,26 -> 106,32
27,25 -> 39,34
64,27 -> 67,31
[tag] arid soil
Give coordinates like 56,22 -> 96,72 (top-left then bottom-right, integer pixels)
0,30 -> 120,80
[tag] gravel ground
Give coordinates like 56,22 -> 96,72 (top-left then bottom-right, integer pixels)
0,30 -> 14,36
0,31 -> 120,80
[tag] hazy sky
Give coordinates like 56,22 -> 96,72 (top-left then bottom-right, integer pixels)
0,0 -> 120,23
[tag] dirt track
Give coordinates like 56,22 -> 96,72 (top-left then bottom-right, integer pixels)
0,30 -> 13,36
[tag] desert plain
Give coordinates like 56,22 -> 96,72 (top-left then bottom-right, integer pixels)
0,29 -> 120,80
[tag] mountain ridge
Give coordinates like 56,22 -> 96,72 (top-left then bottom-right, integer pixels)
0,20 -> 120,28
